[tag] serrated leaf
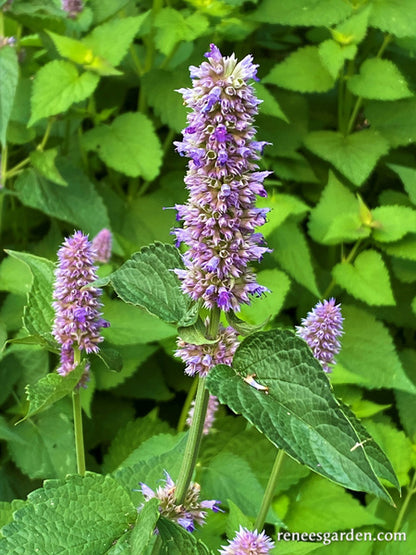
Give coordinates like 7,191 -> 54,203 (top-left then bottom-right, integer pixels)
83,14 -> 149,66
270,220 -> 320,297
47,31 -> 96,65
130,498 -> 159,553
157,517 -> 211,554
0,473 -> 137,553
8,400 -> 76,480
206,329 -> 396,503
333,249 -> 395,306
264,46 -> 334,93
285,474 -> 384,533
369,0 -> 416,38
387,163 -> 416,205
251,0 -> 352,26
0,46 -> 19,147
29,60 -> 99,125
332,6 -> 371,46
154,8 -> 209,56
108,242 -> 195,325
318,40 -> 357,79
365,98 -> 416,148
29,149 -> 67,186
6,250 -> 56,348
335,304 -> 416,393
348,58 -> 412,100
259,192 -> 309,237
304,130 -> 389,186
177,318 -> 218,345
21,362 -> 85,421
15,162 -> 110,235
371,205 -> 416,242
82,112 -> 162,181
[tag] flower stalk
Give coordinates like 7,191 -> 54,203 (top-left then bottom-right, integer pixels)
72,348 -> 86,476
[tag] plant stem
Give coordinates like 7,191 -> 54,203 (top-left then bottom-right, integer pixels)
177,377 -> 198,432
175,307 -> 221,504
72,349 -> 86,476
393,472 -> 416,533
322,239 -> 363,299
255,449 -> 285,531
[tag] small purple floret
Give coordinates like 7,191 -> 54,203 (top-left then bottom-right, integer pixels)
296,298 -> 344,373
174,44 -> 271,312
61,0 -> 83,18
219,526 -> 275,554
91,228 -> 112,263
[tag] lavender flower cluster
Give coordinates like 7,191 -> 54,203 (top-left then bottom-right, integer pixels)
219,526 -> 275,554
173,44 -> 271,312
296,298 -> 344,373
52,231 -> 109,376
139,471 -> 220,533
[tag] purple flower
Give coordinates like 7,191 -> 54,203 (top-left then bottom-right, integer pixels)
139,471 -> 221,532
61,0 -> 83,18
52,231 -> 109,376
175,319 -> 239,377
219,526 -> 275,554
173,44 -> 271,312
92,228 -> 112,263
296,298 -> 344,373
187,394 -> 219,435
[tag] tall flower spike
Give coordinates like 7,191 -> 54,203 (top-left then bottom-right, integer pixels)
92,228 -> 112,263
296,298 -> 344,373
173,43 -> 271,312
219,526 -> 275,554
175,319 -> 239,377
187,394 -> 219,435
139,471 -> 221,532
52,231 -> 109,376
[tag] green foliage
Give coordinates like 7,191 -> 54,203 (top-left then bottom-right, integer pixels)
0,47 -> 19,147
348,58 -> 412,101
157,517 -> 211,554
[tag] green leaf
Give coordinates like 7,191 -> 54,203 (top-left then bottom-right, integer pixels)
103,411 -> 174,472
0,473 -> 138,553
259,192 -> 309,237
21,362 -> 86,421
82,112 -> 162,181
332,6 -> 371,46
142,69 -> 189,133
304,130 -> 389,186
371,205 -> 416,242
154,8 -> 209,56
89,0 -> 131,24
0,256 -> 32,295
47,31 -> 98,65
29,60 -> 99,125
178,317 -> 218,345
369,0 -> 416,38
332,249 -> 395,306
396,351 -> 416,441
108,242 -> 195,325
264,46 -> 334,93
239,268 -> 291,326
130,498 -> 159,553
270,220 -> 320,297
8,400 -> 76,480
29,148 -> 67,186
6,250 -> 56,347
365,98 -> 416,148
157,517 -> 211,554
254,83 -> 288,122
348,58 -> 412,100
387,163 -> 416,205
15,162 -> 110,235
83,14 -> 149,66
318,40 -> 357,79
285,475 -> 384,533
226,500 -> 253,540
251,0 -> 352,26
200,451 -> 280,524
334,304 -> 416,393
0,46 -> 19,147
206,329 -> 395,503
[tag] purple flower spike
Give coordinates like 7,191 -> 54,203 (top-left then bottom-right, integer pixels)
296,298 -> 344,373
187,394 -> 219,435
174,44 -> 271,312
92,228 -> 112,263
175,319 -> 239,378
61,0 -> 83,18
139,471 -> 220,532
52,231 -> 109,376
219,526 -> 275,554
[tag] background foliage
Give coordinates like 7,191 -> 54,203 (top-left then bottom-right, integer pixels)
0,0 -> 416,553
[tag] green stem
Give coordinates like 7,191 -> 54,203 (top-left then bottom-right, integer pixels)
177,377 -> 198,432
150,535 -> 162,555
175,307 -> 221,504
37,118 -> 54,152
255,449 -> 285,531
337,67 -> 345,133
1,144 -> 7,189
72,349 -> 86,476
322,239 -> 363,299
393,472 -> 416,533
